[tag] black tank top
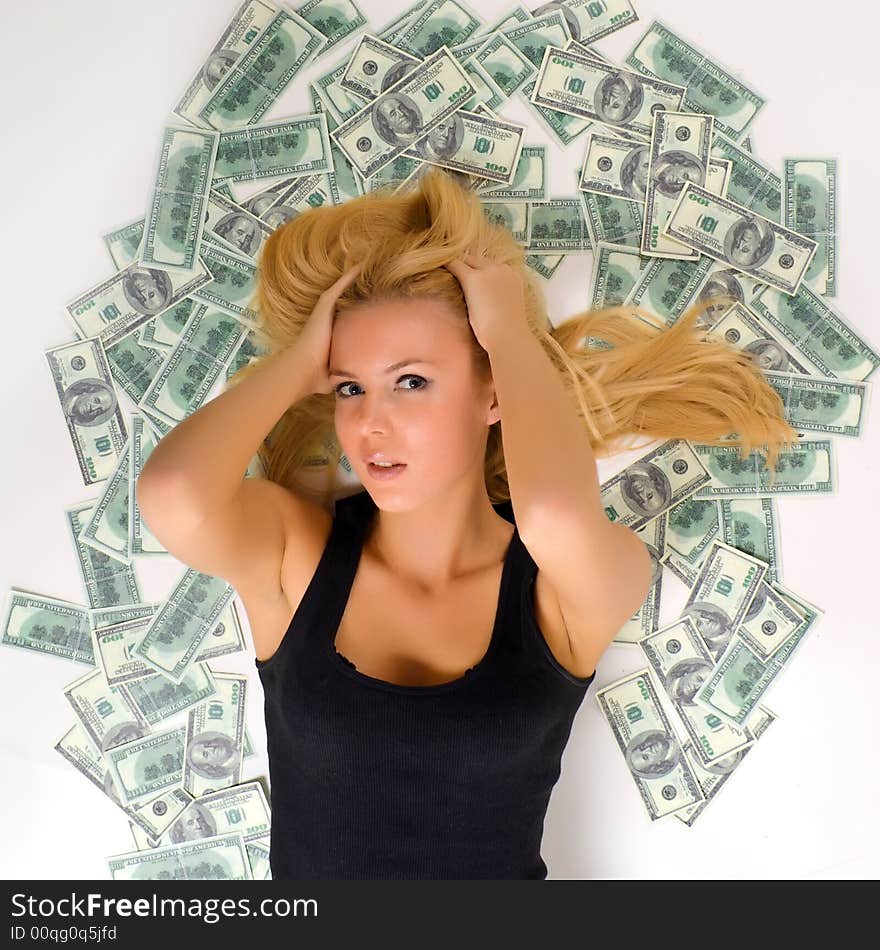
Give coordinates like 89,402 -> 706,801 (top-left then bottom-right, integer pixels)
255,489 -> 595,879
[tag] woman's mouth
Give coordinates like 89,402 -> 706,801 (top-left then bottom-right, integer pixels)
366,462 -> 407,481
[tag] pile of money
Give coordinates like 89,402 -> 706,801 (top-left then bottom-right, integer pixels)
2,0 -> 875,875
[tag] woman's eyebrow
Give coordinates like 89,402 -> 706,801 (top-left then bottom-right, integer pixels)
328,359 -> 435,378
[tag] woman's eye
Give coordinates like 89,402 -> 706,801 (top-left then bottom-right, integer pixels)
335,374 -> 427,399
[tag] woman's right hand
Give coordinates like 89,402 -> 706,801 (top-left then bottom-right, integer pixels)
297,263 -> 363,395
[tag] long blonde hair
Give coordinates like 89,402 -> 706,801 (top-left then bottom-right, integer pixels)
227,166 -> 799,509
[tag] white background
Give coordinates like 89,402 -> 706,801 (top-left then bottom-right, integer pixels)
1,0 -> 877,880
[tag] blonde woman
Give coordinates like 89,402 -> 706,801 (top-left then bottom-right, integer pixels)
137,167 -> 798,880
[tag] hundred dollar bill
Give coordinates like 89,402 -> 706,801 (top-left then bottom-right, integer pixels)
734,578 -> 806,661
524,197 -> 591,253
62,665 -> 151,753
662,182 -> 818,296
679,538 -> 767,661
599,439 -> 713,531
393,0 -> 482,58
340,33 -> 422,101
749,282 -> 880,382
137,126 -> 219,273
198,6 -> 327,129
204,189 -> 273,260
105,724 -> 187,806
183,672 -> 247,797
64,258 -> 213,349
674,705 -> 777,827
694,585 -> 823,728
401,109 -> 527,185
63,501 -> 141,609
44,338 -> 129,485
639,616 -> 755,766
784,158 -> 837,297
159,780 -> 271,846
595,668 -> 705,820
529,44 -> 686,139
212,113 -> 334,184
102,216 -> 146,271
641,111 -> 714,259
133,569 -> 236,684
761,369 -> 868,438
625,20 -> 765,142
690,439 -> 835,498
138,303 -> 249,429
589,242 -> 651,309
706,300 -> 825,374
173,0 -> 281,127
76,434 -> 134,562
1,589 -> 94,666
108,831 -> 253,880
330,45 -> 476,180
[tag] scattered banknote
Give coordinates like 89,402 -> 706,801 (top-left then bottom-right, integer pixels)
595,668 -> 705,820
662,182 -> 819,296
136,125 -> 219,273
641,110 -> 714,259
783,158 -> 837,297
107,831 -> 254,880
530,43 -> 686,139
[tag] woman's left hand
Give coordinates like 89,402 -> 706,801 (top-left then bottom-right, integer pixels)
443,253 -> 527,351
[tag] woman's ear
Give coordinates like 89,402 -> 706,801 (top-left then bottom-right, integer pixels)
486,385 -> 501,426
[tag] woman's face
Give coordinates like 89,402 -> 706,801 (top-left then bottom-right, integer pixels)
329,297 -> 497,512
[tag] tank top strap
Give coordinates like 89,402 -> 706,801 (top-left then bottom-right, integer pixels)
254,491 -> 376,672
500,523 -> 596,688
